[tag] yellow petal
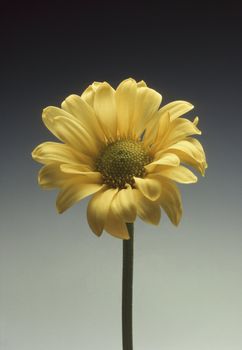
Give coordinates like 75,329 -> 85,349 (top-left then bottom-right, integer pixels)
115,78 -> 137,137
38,163 -> 83,189
144,111 -> 170,148
154,166 -> 197,184
104,206 -> 129,239
163,117 -> 201,148
132,86 -> 162,136
38,164 -> 64,189
81,82 -> 103,106
111,185 -> 136,223
187,137 -> 208,172
137,80 -> 147,87
166,139 -> 207,175
193,116 -> 199,126
56,183 -> 104,213
158,181 -> 182,225
87,186 -> 118,236
134,176 -> 161,201
60,164 -> 102,178
32,142 -> 91,166
133,189 -> 161,225
187,136 -> 204,153
158,101 -> 194,121
61,94 -> 105,143
167,140 -> 203,160
93,82 -> 117,140
42,106 -> 76,139
145,153 -> 180,173
47,116 -> 99,157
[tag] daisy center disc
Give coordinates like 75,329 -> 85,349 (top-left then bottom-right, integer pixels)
96,139 -> 151,189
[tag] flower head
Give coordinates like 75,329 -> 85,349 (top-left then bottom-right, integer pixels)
32,78 -> 207,239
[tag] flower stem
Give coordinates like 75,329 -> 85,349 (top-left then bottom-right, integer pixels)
122,223 -> 134,350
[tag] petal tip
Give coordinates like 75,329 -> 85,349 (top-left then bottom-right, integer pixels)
31,150 -> 36,159
56,204 -> 64,214
173,212 -> 182,226
91,228 -> 103,237
193,176 -> 198,183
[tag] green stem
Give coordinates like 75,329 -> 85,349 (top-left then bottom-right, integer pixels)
122,223 -> 134,350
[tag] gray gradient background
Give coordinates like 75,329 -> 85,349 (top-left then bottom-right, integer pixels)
1,2 -> 242,349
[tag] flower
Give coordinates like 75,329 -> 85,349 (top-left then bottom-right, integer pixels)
32,78 -> 207,239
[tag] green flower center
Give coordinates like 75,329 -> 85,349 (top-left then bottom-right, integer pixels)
96,139 -> 151,188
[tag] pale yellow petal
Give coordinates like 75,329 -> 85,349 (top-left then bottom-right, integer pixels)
145,153 -> 180,173
133,189 -> 161,225
166,139 -> 207,175
131,86 -> 162,136
115,78 -> 137,137
187,137 -> 204,153
61,94 -> 105,143
47,116 -> 99,157
158,101 -> 194,121
32,142 -> 91,166
56,183 -> 104,213
154,166 -> 197,184
137,80 -> 147,87
81,82 -> 103,106
144,111 -> 170,148
134,176 -> 161,201
60,164 -> 101,176
193,116 -> 199,126
162,117 -> 201,148
111,185 -> 136,222
187,137 -> 208,173
167,140 -> 203,160
38,164 -> 85,189
42,106 -> 75,120
158,181 -> 182,225
87,186 -> 118,236
42,106 -> 76,139
38,164 -> 66,189
104,206 -> 129,239
93,82 -> 117,140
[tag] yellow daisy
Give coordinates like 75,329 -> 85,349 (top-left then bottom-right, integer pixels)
32,78 -> 207,239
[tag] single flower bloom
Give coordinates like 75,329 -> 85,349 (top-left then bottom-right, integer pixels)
32,78 -> 207,239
